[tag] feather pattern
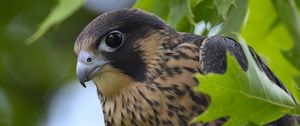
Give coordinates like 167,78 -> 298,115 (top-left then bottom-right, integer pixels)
74,9 -> 299,126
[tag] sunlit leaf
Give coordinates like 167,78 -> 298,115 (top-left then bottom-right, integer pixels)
272,0 -> 300,71
26,0 -> 84,44
241,0 -> 300,102
193,38 -> 298,126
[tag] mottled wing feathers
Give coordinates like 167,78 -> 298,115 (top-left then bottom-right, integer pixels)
199,36 -> 248,74
198,36 -> 294,101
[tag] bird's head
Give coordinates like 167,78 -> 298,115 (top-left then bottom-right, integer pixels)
74,9 -> 176,96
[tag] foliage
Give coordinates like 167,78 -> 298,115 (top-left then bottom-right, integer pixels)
0,1 -> 97,126
139,0 -> 300,125
272,0 -> 300,72
139,0 -> 300,120
26,0 -> 84,44
193,39 -> 299,125
1,0 -> 300,126
241,0 -> 300,101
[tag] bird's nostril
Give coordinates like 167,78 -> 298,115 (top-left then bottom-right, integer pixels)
87,57 -> 92,62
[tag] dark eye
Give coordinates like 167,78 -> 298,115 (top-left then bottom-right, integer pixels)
99,30 -> 124,52
105,31 -> 123,48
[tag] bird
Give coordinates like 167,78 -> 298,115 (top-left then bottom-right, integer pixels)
74,9 -> 299,126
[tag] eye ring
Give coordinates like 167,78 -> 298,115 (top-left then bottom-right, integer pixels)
99,30 -> 124,52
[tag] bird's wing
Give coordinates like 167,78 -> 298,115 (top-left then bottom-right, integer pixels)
199,36 -> 294,101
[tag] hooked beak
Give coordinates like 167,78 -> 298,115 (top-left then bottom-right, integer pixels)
76,51 -> 108,88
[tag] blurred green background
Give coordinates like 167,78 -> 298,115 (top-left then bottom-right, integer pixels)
0,0 -> 300,126
0,0 -> 135,126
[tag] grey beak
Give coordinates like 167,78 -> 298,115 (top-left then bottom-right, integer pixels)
76,51 -> 108,88
76,61 -> 96,88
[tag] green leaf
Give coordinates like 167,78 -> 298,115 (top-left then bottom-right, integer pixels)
192,0 -> 220,24
135,0 -> 196,32
193,38 -> 298,126
134,0 -> 170,20
219,0 -> 248,38
192,0 -> 247,38
271,0 -> 300,71
191,0 -> 203,7
241,0 -> 300,103
26,0 -> 84,44
295,77 -> 300,91
213,0 -> 236,20
167,0 -> 195,29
